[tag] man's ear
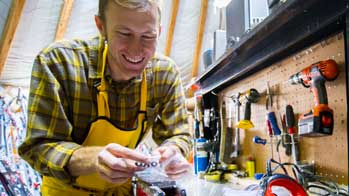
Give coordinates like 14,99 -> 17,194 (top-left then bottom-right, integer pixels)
95,15 -> 106,37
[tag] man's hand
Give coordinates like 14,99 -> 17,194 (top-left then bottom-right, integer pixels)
96,143 -> 150,184
152,145 -> 191,179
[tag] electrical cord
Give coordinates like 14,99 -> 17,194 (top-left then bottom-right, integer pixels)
259,159 -> 348,196
307,182 -> 348,196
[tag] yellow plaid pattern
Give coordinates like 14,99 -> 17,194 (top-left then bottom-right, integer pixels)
18,36 -> 191,183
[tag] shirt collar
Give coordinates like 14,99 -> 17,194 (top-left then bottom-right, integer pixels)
88,35 -> 104,79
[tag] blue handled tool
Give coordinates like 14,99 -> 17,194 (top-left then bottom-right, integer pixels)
267,112 -> 281,136
253,136 -> 267,145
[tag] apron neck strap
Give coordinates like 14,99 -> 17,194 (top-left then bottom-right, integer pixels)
96,40 -> 110,117
139,71 -> 147,112
97,40 -> 147,117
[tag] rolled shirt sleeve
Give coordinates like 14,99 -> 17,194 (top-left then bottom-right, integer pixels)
19,51 -> 81,183
151,58 -> 192,157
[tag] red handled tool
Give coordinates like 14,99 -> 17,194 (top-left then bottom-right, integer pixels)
286,104 -> 299,164
266,119 -> 274,159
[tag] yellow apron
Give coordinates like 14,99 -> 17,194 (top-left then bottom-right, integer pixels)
41,42 -> 148,196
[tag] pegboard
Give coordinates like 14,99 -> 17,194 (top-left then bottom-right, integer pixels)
219,32 -> 348,185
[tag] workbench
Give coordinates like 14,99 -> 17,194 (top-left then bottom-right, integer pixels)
177,173 -> 258,196
177,173 -> 348,196
192,0 -> 348,187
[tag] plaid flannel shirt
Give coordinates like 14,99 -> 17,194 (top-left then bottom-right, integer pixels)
18,36 -> 191,183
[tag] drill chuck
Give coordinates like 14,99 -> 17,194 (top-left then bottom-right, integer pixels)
289,59 -> 339,86
288,73 -> 305,86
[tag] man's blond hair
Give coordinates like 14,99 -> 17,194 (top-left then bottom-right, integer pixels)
98,0 -> 162,21
114,0 -> 159,10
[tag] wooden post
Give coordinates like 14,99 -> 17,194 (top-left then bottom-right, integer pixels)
164,0 -> 180,56
55,0 -> 75,41
0,0 -> 26,77
191,0 -> 208,78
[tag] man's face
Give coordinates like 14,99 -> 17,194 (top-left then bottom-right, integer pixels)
97,2 -> 160,81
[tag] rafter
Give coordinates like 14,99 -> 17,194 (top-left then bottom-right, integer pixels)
0,0 -> 26,77
191,0 -> 208,78
55,0 -> 75,41
165,0 -> 180,56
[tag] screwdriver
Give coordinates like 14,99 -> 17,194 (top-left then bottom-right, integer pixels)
266,119 -> 274,160
253,136 -> 267,145
286,104 -> 298,164
265,82 -> 281,161
267,112 -> 281,136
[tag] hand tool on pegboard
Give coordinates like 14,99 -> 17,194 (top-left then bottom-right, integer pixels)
201,93 -> 223,181
279,114 -> 292,157
194,92 -> 204,139
230,93 -> 241,158
200,93 -> 237,183
236,89 -> 260,129
266,120 -> 275,160
203,109 -> 233,183
285,104 -> 300,164
286,105 -> 299,164
253,136 -> 267,145
219,100 -> 233,162
266,82 -> 281,137
288,59 -> 339,136
265,82 -> 282,162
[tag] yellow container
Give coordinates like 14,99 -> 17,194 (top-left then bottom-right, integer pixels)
246,160 -> 255,177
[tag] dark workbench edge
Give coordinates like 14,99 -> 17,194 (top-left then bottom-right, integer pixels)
195,0 -> 349,94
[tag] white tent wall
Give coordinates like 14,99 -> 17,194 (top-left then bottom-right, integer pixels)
0,0 -> 12,39
158,0 -> 220,86
0,0 -> 222,88
1,0 -> 62,87
64,0 -> 99,40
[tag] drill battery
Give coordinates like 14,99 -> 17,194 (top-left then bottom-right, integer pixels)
298,104 -> 334,136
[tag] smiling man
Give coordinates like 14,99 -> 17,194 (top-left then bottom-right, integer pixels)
18,0 -> 192,195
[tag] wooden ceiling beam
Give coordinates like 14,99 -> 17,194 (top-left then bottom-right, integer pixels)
164,0 -> 180,56
0,0 -> 26,77
191,0 -> 208,78
55,0 -> 75,41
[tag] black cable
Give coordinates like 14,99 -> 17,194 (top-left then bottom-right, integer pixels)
307,182 -> 349,196
319,181 -> 340,195
262,159 -> 348,196
268,159 -> 288,175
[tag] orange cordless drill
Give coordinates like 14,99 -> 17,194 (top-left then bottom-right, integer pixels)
288,59 -> 339,136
